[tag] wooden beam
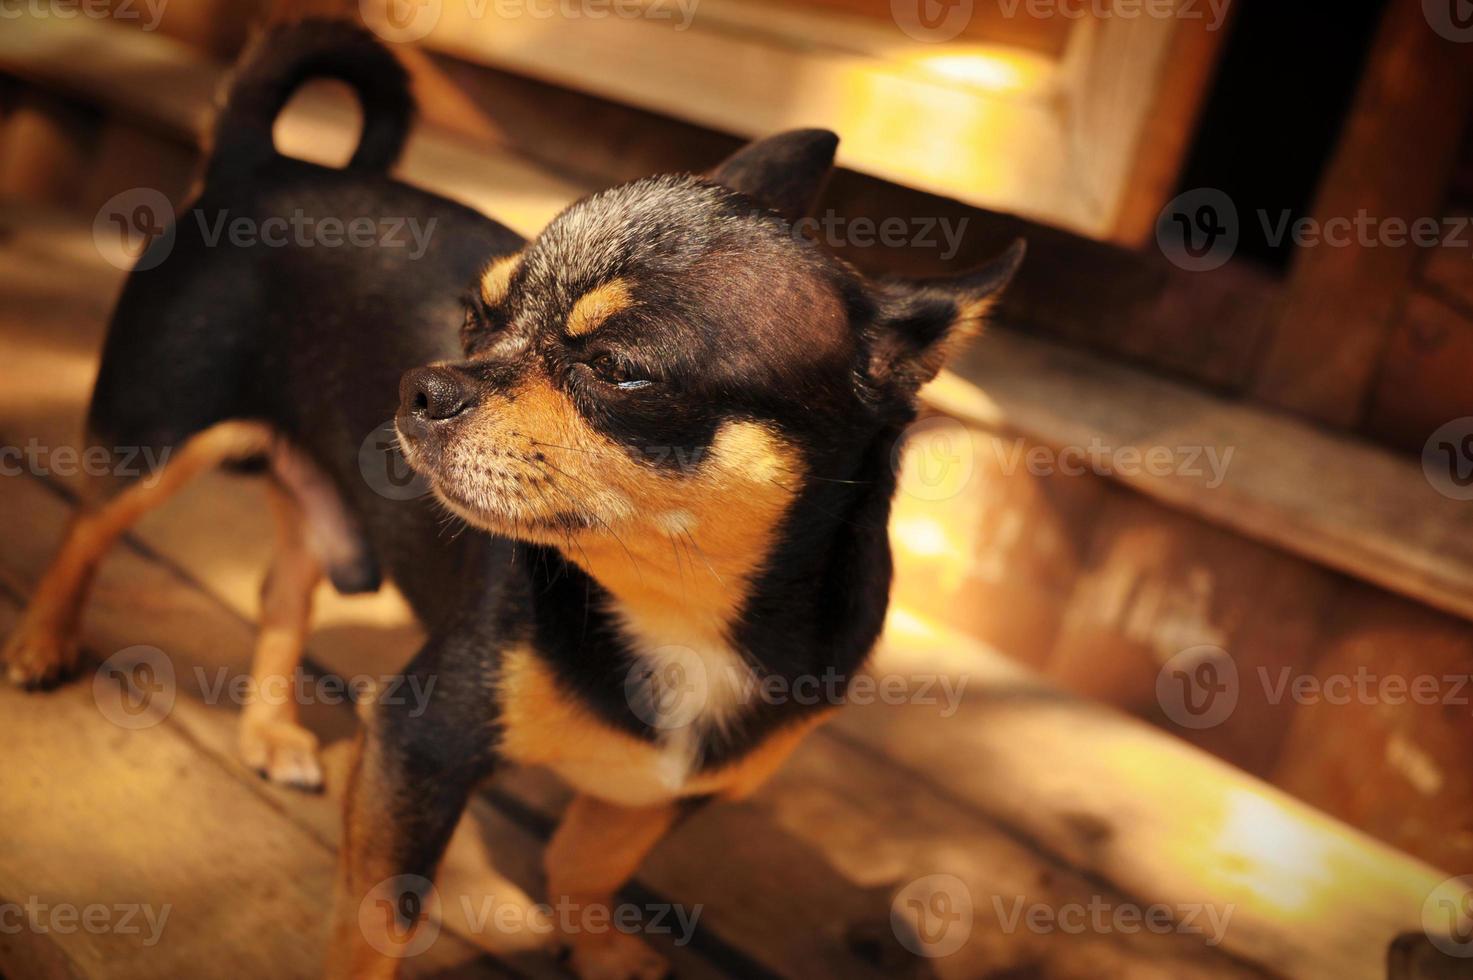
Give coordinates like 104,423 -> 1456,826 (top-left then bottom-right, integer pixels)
1251,0 -> 1473,427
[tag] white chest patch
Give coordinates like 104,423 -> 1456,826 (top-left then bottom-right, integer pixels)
614,606 -> 756,786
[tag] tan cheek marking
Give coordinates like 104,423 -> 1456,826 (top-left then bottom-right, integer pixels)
479,251 -> 523,307
565,278 -> 635,338
451,375 -> 802,627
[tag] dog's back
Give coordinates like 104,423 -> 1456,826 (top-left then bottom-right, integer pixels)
86,20 -> 523,618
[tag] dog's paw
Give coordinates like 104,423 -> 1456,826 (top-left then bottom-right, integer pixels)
239,715 -> 323,791
567,932 -> 671,980
3,621 -> 80,689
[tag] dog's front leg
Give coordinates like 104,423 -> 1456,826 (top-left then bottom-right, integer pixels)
545,794 -> 692,980
326,640 -> 496,979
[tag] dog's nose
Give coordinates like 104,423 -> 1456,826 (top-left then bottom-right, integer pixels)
399,366 -> 475,422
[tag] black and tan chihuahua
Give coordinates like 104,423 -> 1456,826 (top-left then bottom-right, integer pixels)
3,20 -> 1022,979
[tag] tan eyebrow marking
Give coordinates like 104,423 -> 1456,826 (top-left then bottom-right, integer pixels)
566,278 -> 635,338
479,251 -> 523,307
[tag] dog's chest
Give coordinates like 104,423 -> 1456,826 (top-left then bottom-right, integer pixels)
494,621 -> 756,808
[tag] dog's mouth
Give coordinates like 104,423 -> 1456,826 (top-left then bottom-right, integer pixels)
394,414 -> 609,542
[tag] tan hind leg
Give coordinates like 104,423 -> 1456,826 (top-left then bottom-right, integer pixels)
3,421 -> 274,688
238,479 -> 325,790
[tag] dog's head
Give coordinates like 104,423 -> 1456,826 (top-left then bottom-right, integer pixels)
396,131 -> 1022,573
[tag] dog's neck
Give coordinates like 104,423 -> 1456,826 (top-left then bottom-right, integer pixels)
553,427 -> 900,688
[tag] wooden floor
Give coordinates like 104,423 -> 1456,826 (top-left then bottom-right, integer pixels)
0,206 -> 1462,979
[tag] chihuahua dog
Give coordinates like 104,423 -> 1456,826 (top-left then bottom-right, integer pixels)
3,19 -> 1022,980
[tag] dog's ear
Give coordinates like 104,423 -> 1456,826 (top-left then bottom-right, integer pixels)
866,239 -> 1026,396
707,128 -> 839,222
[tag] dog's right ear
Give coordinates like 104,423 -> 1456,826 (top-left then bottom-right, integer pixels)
707,128 -> 839,222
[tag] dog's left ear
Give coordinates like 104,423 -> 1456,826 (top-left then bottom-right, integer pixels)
867,239 -> 1026,396
708,128 -> 839,222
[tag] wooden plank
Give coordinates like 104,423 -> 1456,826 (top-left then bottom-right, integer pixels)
852,614 -> 1458,980
0,594 -> 507,980
1365,288 -> 1473,453
1251,0 -> 1473,427
1107,6 -> 1233,246
1043,487 -> 1339,778
418,0 -> 1102,234
1273,587 -> 1473,877
931,329 -> 1473,626
0,15 -> 588,237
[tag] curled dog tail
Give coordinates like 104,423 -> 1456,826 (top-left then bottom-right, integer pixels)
205,19 -> 413,183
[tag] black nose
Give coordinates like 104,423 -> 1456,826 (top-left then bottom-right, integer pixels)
399,366 -> 475,422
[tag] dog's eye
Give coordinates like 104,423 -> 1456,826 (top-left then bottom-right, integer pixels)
588,354 -> 651,390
